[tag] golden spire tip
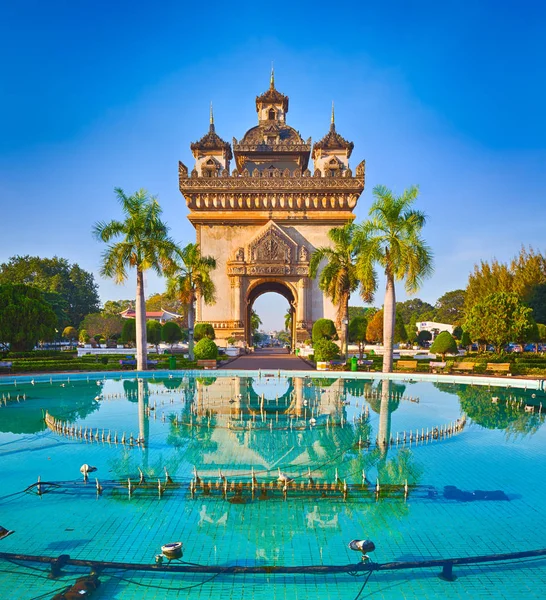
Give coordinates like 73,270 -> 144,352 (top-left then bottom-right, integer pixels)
270,63 -> 275,88
331,101 -> 335,125
210,102 -> 214,125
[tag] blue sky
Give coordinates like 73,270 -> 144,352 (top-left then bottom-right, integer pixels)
1,1 -> 545,330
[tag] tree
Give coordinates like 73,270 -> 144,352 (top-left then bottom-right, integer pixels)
465,247 -> 546,317
78,329 -> 90,344
251,310 -> 262,335
166,243 -> 216,361
434,290 -> 466,324
162,321 -> 183,350
121,318 -> 136,345
0,255 -> 100,327
312,318 -> 337,342
394,308 -> 408,344
396,298 -> 434,325
194,338 -> 218,360
0,284 -> 57,351
80,312 -> 123,340
416,330 -> 432,346
194,323 -> 215,341
527,283 -> 546,325
93,188 -> 179,370
348,316 -> 367,359
146,320 -> 162,353
62,326 -> 77,341
313,338 -> 340,362
284,309 -> 292,332
355,185 -> 434,372
102,299 -> 133,316
465,292 -> 535,353
310,223 -> 368,358
430,331 -> 458,360
460,330 -> 471,349
366,309 -> 383,343
453,325 -> 463,340
146,293 -> 186,323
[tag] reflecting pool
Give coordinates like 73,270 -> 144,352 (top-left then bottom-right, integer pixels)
1,372 -> 545,599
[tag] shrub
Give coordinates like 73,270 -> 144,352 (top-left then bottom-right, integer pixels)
121,319 -> 136,344
430,331 -> 458,360
194,323 -> 215,341
313,338 -> 340,362
194,338 -> 218,360
162,321 -> 183,348
79,329 -> 90,344
312,319 -> 337,342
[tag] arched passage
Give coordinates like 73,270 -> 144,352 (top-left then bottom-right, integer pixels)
245,280 -> 297,350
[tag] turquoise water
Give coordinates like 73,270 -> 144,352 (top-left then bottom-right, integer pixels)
1,372 -> 545,599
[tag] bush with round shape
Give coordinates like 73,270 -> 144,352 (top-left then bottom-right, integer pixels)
194,338 -> 218,360
312,318 -> 337,342
430,331 -> 458,360
79,329 -> 90,343
313,338 -> 340,362
194,323 -> 215,341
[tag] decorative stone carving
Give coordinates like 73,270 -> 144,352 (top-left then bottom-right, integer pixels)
249,223 -> 293,263
178,161 -> 188,178
355,160 -> 365,177
248,265 -> 291,275
299,245 -> 309,262
235,247 -> 244,261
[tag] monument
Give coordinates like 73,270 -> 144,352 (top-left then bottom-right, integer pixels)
178,73 -> 365,347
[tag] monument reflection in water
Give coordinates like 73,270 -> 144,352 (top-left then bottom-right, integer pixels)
1,373 -> 545,600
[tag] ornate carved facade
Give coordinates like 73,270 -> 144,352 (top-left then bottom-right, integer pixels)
179,73 -> 365,346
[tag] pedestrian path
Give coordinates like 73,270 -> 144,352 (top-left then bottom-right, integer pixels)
226,348 -> 314,371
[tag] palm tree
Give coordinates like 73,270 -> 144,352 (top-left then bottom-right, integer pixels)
309,222 -> 364,358
284,308 -> 292,332
93,188 -> 179,370
355,185 -> 433,372
166,243 -> 216,360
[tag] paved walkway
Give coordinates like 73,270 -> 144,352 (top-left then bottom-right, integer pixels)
226,348 -> 314,371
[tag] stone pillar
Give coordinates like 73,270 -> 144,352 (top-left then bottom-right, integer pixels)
231,277 -> 242,327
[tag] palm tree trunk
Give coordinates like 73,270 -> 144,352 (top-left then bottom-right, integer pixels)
382,274 -> 396,372
377,379 -> 392,455
187,301 -> 195,361
340,295 -> 349,359
136,268 -> 148,370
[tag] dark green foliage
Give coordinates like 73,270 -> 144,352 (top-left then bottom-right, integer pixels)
527,283 -> 546,324
396,299 -> 435,325
430,331 -> 458,359
0,256 -> 100,327
194,323 -> 215,341
312,318 -> 337,342
162,321 -> 183,348
121,319 -> 136,344
453,325 -> 463,339
102,300 -> 133,316
0,284 -> 57,351
434,289 -> 466,324
313,338 -> 340,362
461,331 -> 471,348
394,309 -> 408,343
146,320 -> 162,351
194,338 -> 218,360
465,292 -> 535,352
417,330 -> 432,346
348,316 -> 367,358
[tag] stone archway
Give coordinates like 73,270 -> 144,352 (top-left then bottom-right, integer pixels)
245,279 -> 297,348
